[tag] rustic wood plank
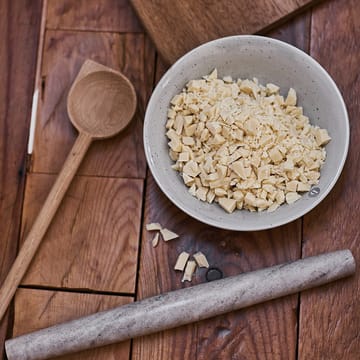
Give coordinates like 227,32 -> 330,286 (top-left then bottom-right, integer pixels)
300,0 -> 360,358
32,31 -> 155,178
47,0 -> 142,32
20,173 -> 143,294
132,12 -> 311,359
12,288 -> 132,359
133,175 -> 301,360
0,0 -> 42,356
130,0 -> 317,64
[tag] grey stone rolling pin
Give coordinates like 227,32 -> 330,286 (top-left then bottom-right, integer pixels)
5,249 -> 355,360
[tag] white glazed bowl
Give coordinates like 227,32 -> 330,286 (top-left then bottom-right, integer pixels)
144,35 -> 349,231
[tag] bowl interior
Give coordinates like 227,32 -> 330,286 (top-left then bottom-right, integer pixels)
144,36 -> 349,231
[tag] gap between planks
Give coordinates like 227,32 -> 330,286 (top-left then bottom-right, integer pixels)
19,284 -> 135,298
26,170 -> 147,181
255,0 -> 322,36
45,27 -> 144,34
128,51 -> 158,358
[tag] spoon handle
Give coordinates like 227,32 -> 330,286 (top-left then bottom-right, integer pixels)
0,132 -> 93,321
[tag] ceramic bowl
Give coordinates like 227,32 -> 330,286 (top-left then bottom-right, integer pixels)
143,35 -> 349,231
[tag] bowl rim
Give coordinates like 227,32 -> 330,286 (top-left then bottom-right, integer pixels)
144,35 -> 350,231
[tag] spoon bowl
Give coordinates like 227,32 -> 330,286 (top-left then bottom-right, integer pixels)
67,70 -> 137,139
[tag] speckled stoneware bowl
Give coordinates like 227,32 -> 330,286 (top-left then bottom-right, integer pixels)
144,35 -> 349,231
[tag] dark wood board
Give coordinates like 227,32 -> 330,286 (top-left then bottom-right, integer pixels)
131,0 -> 317,64
47,0 -> 143,32
299,0 -> 360,358
0,0 -> 42,357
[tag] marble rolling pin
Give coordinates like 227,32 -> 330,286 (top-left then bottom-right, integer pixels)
5,249 -> 355,360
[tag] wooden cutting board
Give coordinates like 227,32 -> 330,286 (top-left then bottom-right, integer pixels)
131,0 -> 317,64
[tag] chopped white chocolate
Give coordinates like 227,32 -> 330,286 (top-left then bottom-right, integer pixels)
207,68 -> 218,80
178,152 -> 189,162
218,197 -> 237,213
286,192 -> 301,204
174,115 -> 184,135
170,94 -> 183,106
168,138 -> 182,152
276,190 -> 285,204
146,223 -> 163,231
269,147 -> 283,163
188,183 -> 197,196
266,83 -> 280,94
160,228 -> 179,241
297,182 -> 311,192
286,181 -> 298,192
215,188 -> 227,197
231,161 -> 251,179
196,187 -> 208,201
233,190 -> 244,201
314,128 -> 331,146
174,251 -> 190,271
193,252 -> 210,268
223,75 -> 233,83
182,136 -> 195,146
183,160 -> 200,177
245,192 -> 257,207
206,190 -> 216,203
182,173 -> 194,186
182,260 -> 197,282
166,70 -> 330,213
267,203 -> 280,212
152,232 -> 160,248
285,88 -> 297,106
167,108 -> 176,119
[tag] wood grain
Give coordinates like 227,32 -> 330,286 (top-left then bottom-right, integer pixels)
31,31 -> 155,178
133,175 -> 301,360
20,173 -> 143,294
132,12 -> 311,359
0,0 -> 42,355
266,8 -> 311,52
299,0 -> 360,358
1,54 -> 139,316
12,288 -> 132,359
47,0 -> 142,32
0,131 -> 92,322
4,0 -> 358,359
130,0 -> 317,64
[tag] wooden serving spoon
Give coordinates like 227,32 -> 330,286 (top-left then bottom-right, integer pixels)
0,60 -> 137,321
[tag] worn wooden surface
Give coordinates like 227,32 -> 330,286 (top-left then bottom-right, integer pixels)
130,0 -> 317,64
2,1 -> 151,359
20,174 -> 143,293
0,0 -> 42,358
32,30 -> 152,177
13,289 -> 132,359
1,0 -> 359,359
300,0 -> 360,358
132,175 -> 302,360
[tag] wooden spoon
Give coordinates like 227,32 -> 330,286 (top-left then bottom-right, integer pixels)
0,60 -> 137,321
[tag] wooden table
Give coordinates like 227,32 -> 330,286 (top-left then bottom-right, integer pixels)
0,0 -> 359,359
